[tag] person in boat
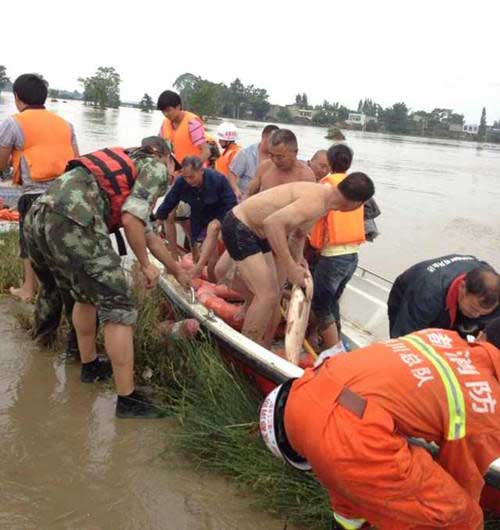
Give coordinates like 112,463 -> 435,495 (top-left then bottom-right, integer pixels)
308,144 -> 365,356
247,129 -> 315,196
388,255 -> 500,339
229,123 -> 279,199
307,149 -> 329,181
156,156 -> 237,282
0,74 -> 79,304
23,137 -> 189,419
157,90 -> 210,165
205,133 -> 221,170
260,321 -> 500,529
220,174 -> 374,346
214,121 -> 241,198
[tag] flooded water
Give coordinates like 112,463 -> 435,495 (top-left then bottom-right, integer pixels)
1,92 -> 499,280
0,299 -> 295,530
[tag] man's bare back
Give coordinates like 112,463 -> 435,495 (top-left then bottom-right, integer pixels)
248,159 -> 315,196
234,181 -> 329,238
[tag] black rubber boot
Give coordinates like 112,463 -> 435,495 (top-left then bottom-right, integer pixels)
80,358 -> 113,383
115,390 -> 165,419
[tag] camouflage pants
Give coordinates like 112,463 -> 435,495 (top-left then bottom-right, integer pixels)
24,203 -> 137,326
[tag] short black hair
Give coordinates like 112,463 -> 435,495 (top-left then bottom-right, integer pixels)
13,74 -> 48,106
269,129 -> 298,150
484,317 -> 500,349
327,144 -> 353,173
338,172 -> 375,203
157,90 -> 182,111
465,267 -> 500,309
262,124 -> 279,137
182,155 -> 204,171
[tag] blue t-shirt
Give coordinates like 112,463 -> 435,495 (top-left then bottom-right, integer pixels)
155,168 -> 237,241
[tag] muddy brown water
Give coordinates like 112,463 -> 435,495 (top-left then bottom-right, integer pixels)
0,299 -> 298,530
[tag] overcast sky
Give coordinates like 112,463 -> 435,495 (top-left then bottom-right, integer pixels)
3,0 -> 499,124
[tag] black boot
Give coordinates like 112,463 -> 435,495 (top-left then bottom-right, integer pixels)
80,358 -> 113,383
115,390 -> 165,419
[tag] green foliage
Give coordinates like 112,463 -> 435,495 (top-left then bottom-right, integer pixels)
312,100 -> 350,126
478,107 -> 487,141
139,93 -> 154,113
276,107 -> 294,124
79,66 -> 121,109
48,88 -> 82,101
0,65 -> 10,93
0,230 -> 23,294
384,102 -> 410,134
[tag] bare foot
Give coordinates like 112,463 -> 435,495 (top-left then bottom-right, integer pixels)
9,286 -> 34,303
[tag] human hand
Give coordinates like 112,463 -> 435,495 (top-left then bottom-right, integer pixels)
142,263 -> 161,289
175,268 -> 191,289
188,264 -> 203,280
287,263 -> 307,287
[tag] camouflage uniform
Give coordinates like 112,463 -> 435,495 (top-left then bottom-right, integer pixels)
24,154 -> 168,327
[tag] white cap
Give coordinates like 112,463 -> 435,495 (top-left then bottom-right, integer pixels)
216,122 -> 238,142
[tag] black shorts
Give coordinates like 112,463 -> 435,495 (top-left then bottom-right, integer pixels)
18,193 -> 42,258
221,210 -> 271,261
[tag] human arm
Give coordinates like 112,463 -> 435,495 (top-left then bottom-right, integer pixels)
0,118 -> 19,171
188,119 -> 210,162
155,178 -> 184,220
289,228 -> 307,265
0,146 -> 11,172
246,162 -> 265,197
227,169 -> 242,201
145,231 -> 190,288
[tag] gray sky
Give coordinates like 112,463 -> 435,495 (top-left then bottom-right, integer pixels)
3,0 -> 499,124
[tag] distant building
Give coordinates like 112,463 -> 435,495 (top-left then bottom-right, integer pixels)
346,112 -> 366,127
286,104 -> 313,121
463,124 -> 479,135
448,123 -> 464,133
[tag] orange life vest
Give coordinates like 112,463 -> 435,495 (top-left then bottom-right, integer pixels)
12,108 -> 75,185
309,173 -> 365,249
66,148 -> 137,231
160,111 -> 204,163
215,143 -> 240,176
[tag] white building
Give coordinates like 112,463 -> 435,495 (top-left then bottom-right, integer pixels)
346,113 -> 367,127
463,124 -> 479,135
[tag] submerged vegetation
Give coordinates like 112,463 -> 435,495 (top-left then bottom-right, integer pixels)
0,229 -> 498,528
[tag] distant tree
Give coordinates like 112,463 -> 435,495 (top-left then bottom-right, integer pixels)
276,107 -> 293,124
383,102 -> 410,134
139,93 -> 154,112
0,65 -> 10,94
302,93 -> 309,108
79,66 -> 121,108
229,78 -> 246,119
188,80 -> 223,117
295,93 -> 302,106
478,107 -> 487,141
173,72 -> 202,109
245,86 -> 270,120
357,99 -> 363,112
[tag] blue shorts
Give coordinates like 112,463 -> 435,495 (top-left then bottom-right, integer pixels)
311,253 -> 358,328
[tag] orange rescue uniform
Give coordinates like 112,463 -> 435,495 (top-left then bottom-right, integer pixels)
215,142 -> 241,176
284,329 -> 500,529
12,109 -> 75,185
160,110 -> 204,163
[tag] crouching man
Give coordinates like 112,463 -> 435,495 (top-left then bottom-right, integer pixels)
260,321 -> 500,529
155,156 -> 237,281
24,137 -> 188,419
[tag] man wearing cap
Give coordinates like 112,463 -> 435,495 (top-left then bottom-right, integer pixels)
260,320 -> 500,529
24,137 -> 188,419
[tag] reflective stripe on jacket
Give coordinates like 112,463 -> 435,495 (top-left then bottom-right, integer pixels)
309,173 -> 365,249
12,109 -> 74,185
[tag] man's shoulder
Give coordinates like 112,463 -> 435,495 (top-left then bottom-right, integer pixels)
296,160 -> 316,180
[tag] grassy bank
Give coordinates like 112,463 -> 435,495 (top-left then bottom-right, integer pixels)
0,230 -> 498,529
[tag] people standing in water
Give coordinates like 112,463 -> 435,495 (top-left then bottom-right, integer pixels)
247,129 -> 315,195
308,144 -> 365,356
24,137 -> 188,418
221,174 -> 374,346
0,73 -> 78,303
229,124 -> 279,199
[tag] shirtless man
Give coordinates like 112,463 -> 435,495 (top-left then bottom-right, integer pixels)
247,129 -> 315,196
308,149 -> 329,181
221,174 -> 374,345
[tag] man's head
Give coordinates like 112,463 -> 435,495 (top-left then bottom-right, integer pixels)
216,121 -> 238,149
260,124 -> 279,155
309,150 -> 329,181
327,143 -> 353,173
157,90 -> 183,121
181,156 -> 204,187
335,172 -> 375,211
268,129 -> 298,171
140,136 -> 173,168
13,74 -> 48,110
458,267 -> 500,319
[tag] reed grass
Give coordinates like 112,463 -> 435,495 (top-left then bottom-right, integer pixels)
0,229 -> 23,294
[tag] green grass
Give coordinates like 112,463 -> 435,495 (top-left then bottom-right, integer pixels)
0,229 -> 23,294
2,230 -> 499,529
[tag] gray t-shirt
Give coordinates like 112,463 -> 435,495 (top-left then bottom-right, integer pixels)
229,142 -> 259,195
0,115 -> 78,194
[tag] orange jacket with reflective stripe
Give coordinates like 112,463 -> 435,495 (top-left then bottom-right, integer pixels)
12,109 -> 74,185
215,143 -> 240,176
309,173 -> 365,249
160,111 -> 204,163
